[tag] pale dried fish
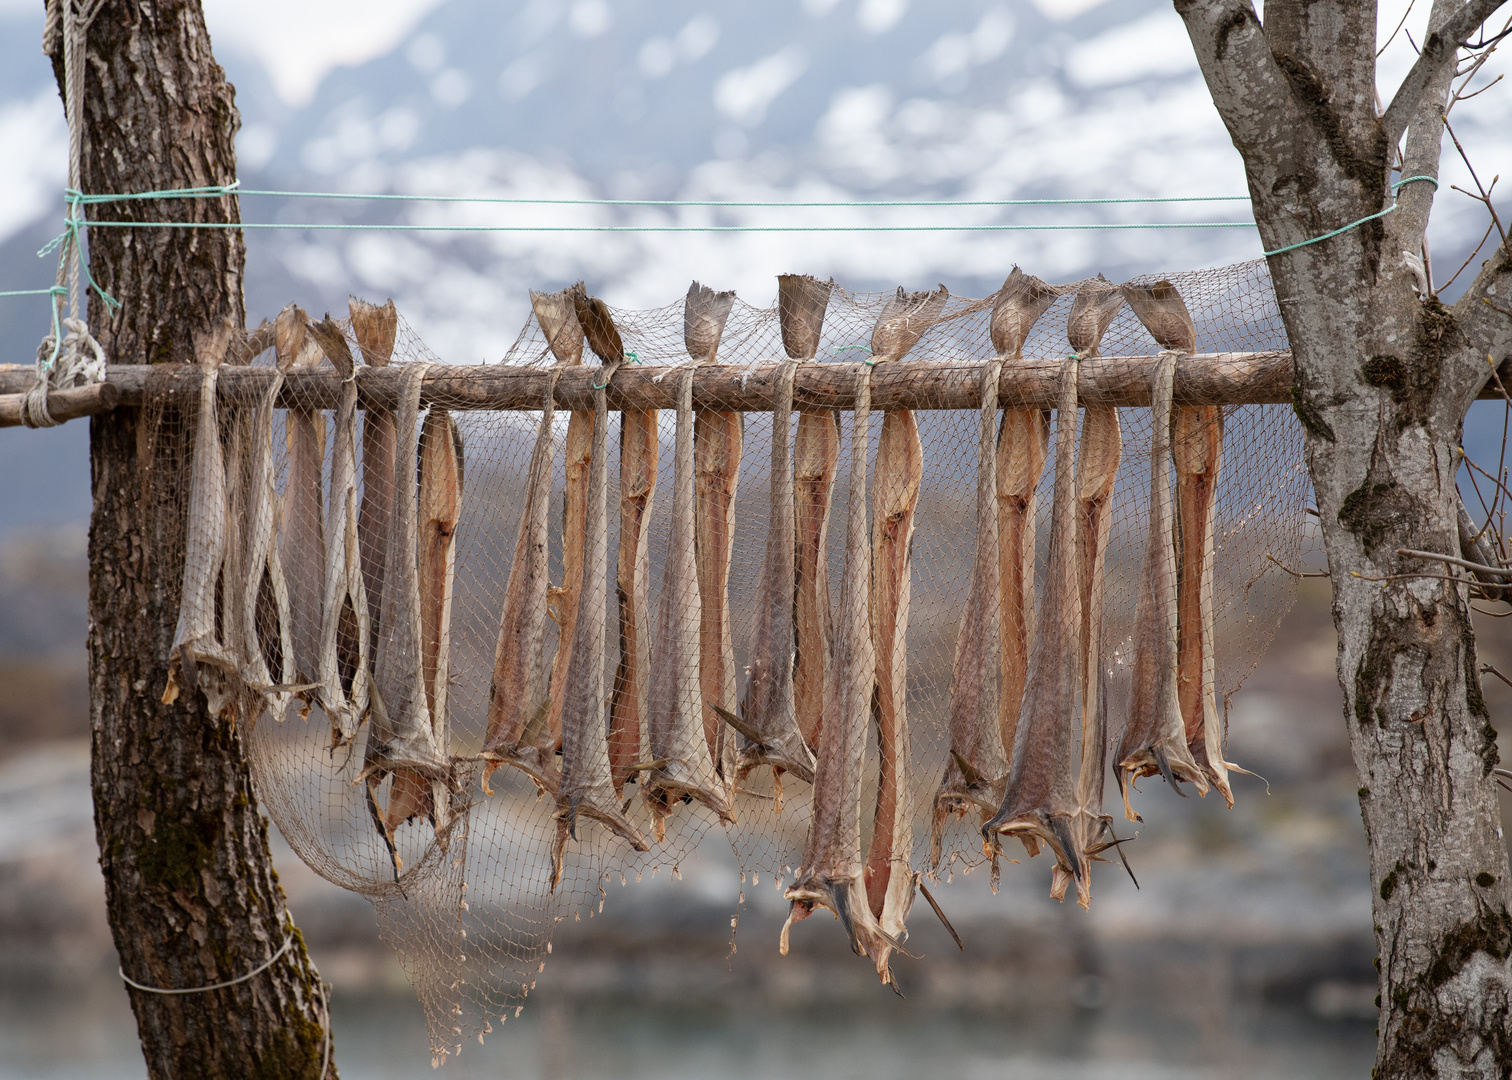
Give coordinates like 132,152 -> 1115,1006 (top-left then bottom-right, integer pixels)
993,270 -> 1058,758
932,359 -> 1008,867
1113,349 -> 1210,820
687,282 -> 741,768
783,366 -> 905,992
1123,280 -> 1238,806
730,354 -> 814,788
643,362 -> 735,839
866,285 -> 945,942
553,290 -> 648,885
418,406 -> 463,756
307,317 -> 370,749
358,363 -> 454,880
280,305 -> 327,691
480,375 -> 560,796
352,298 -> 398,653
610,405 -> 657,794
983,349 -> 1082,885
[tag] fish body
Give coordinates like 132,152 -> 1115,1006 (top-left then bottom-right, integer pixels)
351,299 -> 398,653
932,360 -> 1008,867
1113,351 -> 1210,818
242,341 -> 295,724
733,359 -> 815,786
418,407 -> 463,755
281,308 -> 327,691
784,366 -> 904,990
610,408 -> 657,794
358,364 -> 454,879
481,378 -> 560,796
644,365 -> 736,838
695,409 -> 743,768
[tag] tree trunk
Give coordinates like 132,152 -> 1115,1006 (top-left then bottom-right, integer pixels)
1176,2 -> 1512,1076
51,2 -> 335,1076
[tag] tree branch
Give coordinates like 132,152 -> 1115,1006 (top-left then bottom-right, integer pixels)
1382,0 -> 1509,147
1174,0 -> 1296,151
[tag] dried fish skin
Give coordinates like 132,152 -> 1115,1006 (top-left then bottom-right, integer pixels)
358,364 -> 454,878
610,407 -> 657,794
984,355 -> 1083,884
735,360 -> 814,785
870,285 -> 948,361
1066,277 -> 1125,357
784,368 -> 903,990
553,366 -> 649,885
777,275 -> 832,361
1120,281 -> 1197,354
241,345 -> 295,725
279,306 -> 328,691
793,408 -> 840,751
571,281 -> 625,366
530,287 -> 585,366
352,298 -> 398,652
644,366 -> 736,837
418,407 -> 464,754
481,379 -> 560,796
933,361 -> 1008,867
1114,352 -> 1210,820
684,280 -> 735,363
996,406 -> 1049,760
308,316 -> 370,748
989,268 -> 1059,358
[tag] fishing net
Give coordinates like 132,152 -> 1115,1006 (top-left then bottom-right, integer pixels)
166,256 -> 1308,1061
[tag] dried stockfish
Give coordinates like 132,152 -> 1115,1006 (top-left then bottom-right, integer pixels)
688,282 -> 741,767
931,359 -> 1008,867
729,349 -> 815,789
784,366 -> 905,992
643,361 -> 736,840
1114,348 -> 1210,820
553,289 -> 648,886
358,364 -> 454,880
610,403 -> 657,794
782,275 -> 840,754
993,270 -> 1059,759
352,298 -> 399,653
983,348 -> 1083,884
165,322 -> 243,714
418,406 -> 464,757
866,285 -> 945,935
280,305 -> 328,692
307,317 -> 370,749
1123,280 -> 1238,806
546,285 -> 597,753
480,374 -> 560,796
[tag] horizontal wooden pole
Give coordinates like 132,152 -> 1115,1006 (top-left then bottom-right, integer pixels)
0,382 -> 121,428
2,351 -> 1508,414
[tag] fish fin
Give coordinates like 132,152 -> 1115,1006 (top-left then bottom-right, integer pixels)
178,644 -> 200,694
917,879 -> 963,951
712,702 -> 765,746
950,748 -> 984,788
567,794 -> 580,841
1150,744 -> 1188,796
1047,815 -> 1083,884
831,884 -> 862,957
363,776 -> 401,883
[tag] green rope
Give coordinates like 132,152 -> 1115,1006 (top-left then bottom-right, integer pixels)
82,220 -> 1255,234
0,287 -> 64,297
1262,175 -> 1439,257
37,190 -> 120,312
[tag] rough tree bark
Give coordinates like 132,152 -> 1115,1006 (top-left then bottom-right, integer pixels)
47,1 -> 335,1076
1176,2 -> 1512,1076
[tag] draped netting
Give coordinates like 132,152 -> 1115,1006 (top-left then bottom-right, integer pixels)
166,257 -> 1308,1062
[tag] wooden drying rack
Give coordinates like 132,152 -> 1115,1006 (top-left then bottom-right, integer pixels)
2,350 -> 1509,426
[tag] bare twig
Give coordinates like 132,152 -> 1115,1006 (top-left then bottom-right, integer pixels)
1444,115 -> 1509,249
1379,0 -> 1420,58
1265,553 -> 1329,579
1396,547 -> 1512,577
1384,0 -> 1510,146
1481,663 -> 1512,689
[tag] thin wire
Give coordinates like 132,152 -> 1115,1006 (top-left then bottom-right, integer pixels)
1263,175 -> 1440,257
80,219 -> 1258,234
119,934 -> 293,995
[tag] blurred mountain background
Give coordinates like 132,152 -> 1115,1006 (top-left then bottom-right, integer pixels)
1,0 -> 1510,1076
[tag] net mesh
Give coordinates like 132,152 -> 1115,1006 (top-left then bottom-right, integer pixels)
166,257 -> 1308,1061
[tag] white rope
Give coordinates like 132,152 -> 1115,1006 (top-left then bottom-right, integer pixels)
119,933 -> 294,995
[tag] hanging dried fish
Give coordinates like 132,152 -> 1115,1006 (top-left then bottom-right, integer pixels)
728,348 -> 815,790
931,359 -> 1008,866
480,374 -> 560,796
983,346 -> 1083,884
242,320 -> 296,724
687,283 -> 741,768
281,305 -> 327,692
552,289 -> 648,885
1123,280 -> 1239,806
643,360 -> 736,840
610,400 -> 657,794
165,322 -> 242,714
993,270 -> 1059,759
783,365 -> 905,991
357,363 -> 454,880
1113,348 -> 1211,820
418,405 -> 463,758
867,286 -> 947,933
352,298 -> 398,657
307,317 -> 370,749
783,276 -> 839,754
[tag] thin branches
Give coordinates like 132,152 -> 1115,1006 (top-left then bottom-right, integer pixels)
1382,0 -> 1510,147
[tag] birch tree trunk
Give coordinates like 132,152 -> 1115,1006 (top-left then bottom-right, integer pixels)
48,1 -> 335,1076
1176,2 -> 1512,1076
